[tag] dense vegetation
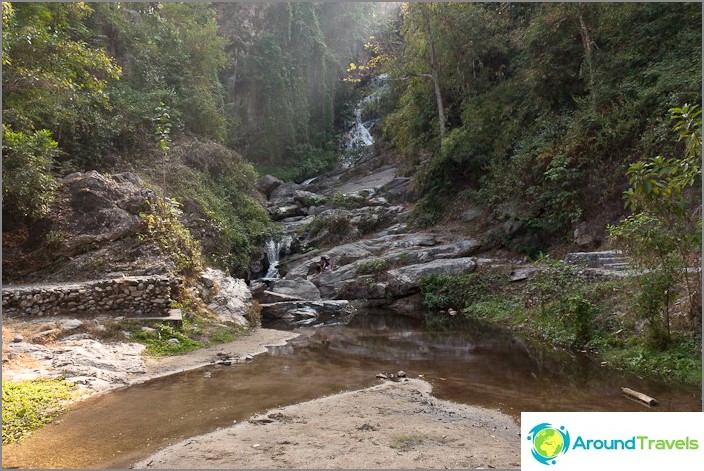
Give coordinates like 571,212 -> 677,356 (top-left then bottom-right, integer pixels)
2,2 -> 375,276
374,3 -> 701,247
1,2 -> 700,383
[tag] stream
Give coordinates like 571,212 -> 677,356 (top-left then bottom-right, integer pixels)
2,310 -> 700,469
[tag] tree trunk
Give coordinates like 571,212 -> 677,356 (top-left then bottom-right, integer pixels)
577,3 -> 596,110
421,5 -> 446,145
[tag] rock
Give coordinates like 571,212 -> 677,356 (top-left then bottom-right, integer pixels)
386,295 -> 424,319
30,329 -> 61,343
141,326 -> 157,334
269,204 -> 305,221
71,189 -> 114,213
376,373 -> 388,380
292,190 -> 322,207
60,319 -> 84,330
386,258 -> 477,297
249,281 -> 267,298
111,172 -> 141,185
62,333 -> 93,342
269,182 -> 302,202
573,222 -> 603,248
12,334 -> 23,343
509,267 -> 537,282
167,338 -> 181,345
256,290 -> 303,304
199,268 -> 253,327
461,208 -> 484,222
397,371 -> 407,378
270,279 -> 321,301
256,175 -> 284,199
260,300 -> 353,320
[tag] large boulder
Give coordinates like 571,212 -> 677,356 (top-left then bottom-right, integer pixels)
256,174 -> 284,199
386,258 -> 478,297
198,268 -> 253,327
270,279 -> 321,301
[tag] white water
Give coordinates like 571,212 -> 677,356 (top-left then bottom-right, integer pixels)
343,74 -> 389,153
263,236 -> 293,279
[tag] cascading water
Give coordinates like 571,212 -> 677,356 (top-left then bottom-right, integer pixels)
342,74 -> 389,163
263,236 -> 293,279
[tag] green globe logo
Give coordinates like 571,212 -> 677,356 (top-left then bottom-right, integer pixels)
527,423 -> 571,465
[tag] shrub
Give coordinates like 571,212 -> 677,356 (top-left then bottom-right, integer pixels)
1,126 -> 59,221
355,258 -> 390,275
141,198 -> 204,277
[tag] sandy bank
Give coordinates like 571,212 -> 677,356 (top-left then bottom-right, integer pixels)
133,378 -> 521,469
134,328 -> 299,384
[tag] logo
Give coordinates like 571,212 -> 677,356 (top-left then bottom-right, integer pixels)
527,423 -> 571,465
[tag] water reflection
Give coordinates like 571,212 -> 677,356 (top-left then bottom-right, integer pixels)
2,310 -> 700,469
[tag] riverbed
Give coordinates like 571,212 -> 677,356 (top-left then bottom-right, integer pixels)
2,311 -> 700,469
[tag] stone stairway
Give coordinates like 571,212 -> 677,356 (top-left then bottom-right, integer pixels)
564,250 -> 632,271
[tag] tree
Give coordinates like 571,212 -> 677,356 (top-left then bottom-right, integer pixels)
2,2 -> 121,165
2,125 -> 59,223
609,104 -> 702,345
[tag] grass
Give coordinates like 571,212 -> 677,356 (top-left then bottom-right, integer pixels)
419,268 -> 702,386
2,378 -> 77,444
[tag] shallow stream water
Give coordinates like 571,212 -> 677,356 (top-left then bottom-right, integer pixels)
2,311 -> 701,469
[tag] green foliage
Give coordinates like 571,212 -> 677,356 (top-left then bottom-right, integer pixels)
382,2 -> 701,245
2,378 -> 76,444
609,104 -> 702,342
604,334 -> 702,385
1,125 -> 59,220
141,198 -> 204,278
160,139 -> 276,278
278,143 -> 338,183
307,213 -> 355,246
331,192 -> 364,210
419,263 -> 700,383
129,322 -> 202,357
419,272 -> 507,311
355,258 -> 389,275
2,2 -> 121,164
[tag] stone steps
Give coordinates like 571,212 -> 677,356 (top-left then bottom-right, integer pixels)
564,250 -> 632,271
119,308 -> 183,325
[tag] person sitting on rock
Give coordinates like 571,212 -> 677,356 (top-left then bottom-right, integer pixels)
318,255 -> 333,273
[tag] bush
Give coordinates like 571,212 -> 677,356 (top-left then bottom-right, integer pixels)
129,322 -> 202,356
1,126 -> 59,221
355,258 -> 389,275
141,198 -> 204,277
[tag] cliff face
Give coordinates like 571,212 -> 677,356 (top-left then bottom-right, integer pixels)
2,171 -> 172,285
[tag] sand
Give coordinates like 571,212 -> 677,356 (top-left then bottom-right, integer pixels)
133,378 -> 521,469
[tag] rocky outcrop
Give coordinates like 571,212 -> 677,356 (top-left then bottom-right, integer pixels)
269,279 -> 321,301
4,337 -> 146,390
198,268 -> 254,328
2,171 -> 174,284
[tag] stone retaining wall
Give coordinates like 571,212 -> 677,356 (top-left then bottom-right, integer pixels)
2,276 -> 183,318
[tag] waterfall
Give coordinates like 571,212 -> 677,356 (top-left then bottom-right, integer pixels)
263,236 -> 293,279
346,107 -> 374,150
343,74 -> 389,154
